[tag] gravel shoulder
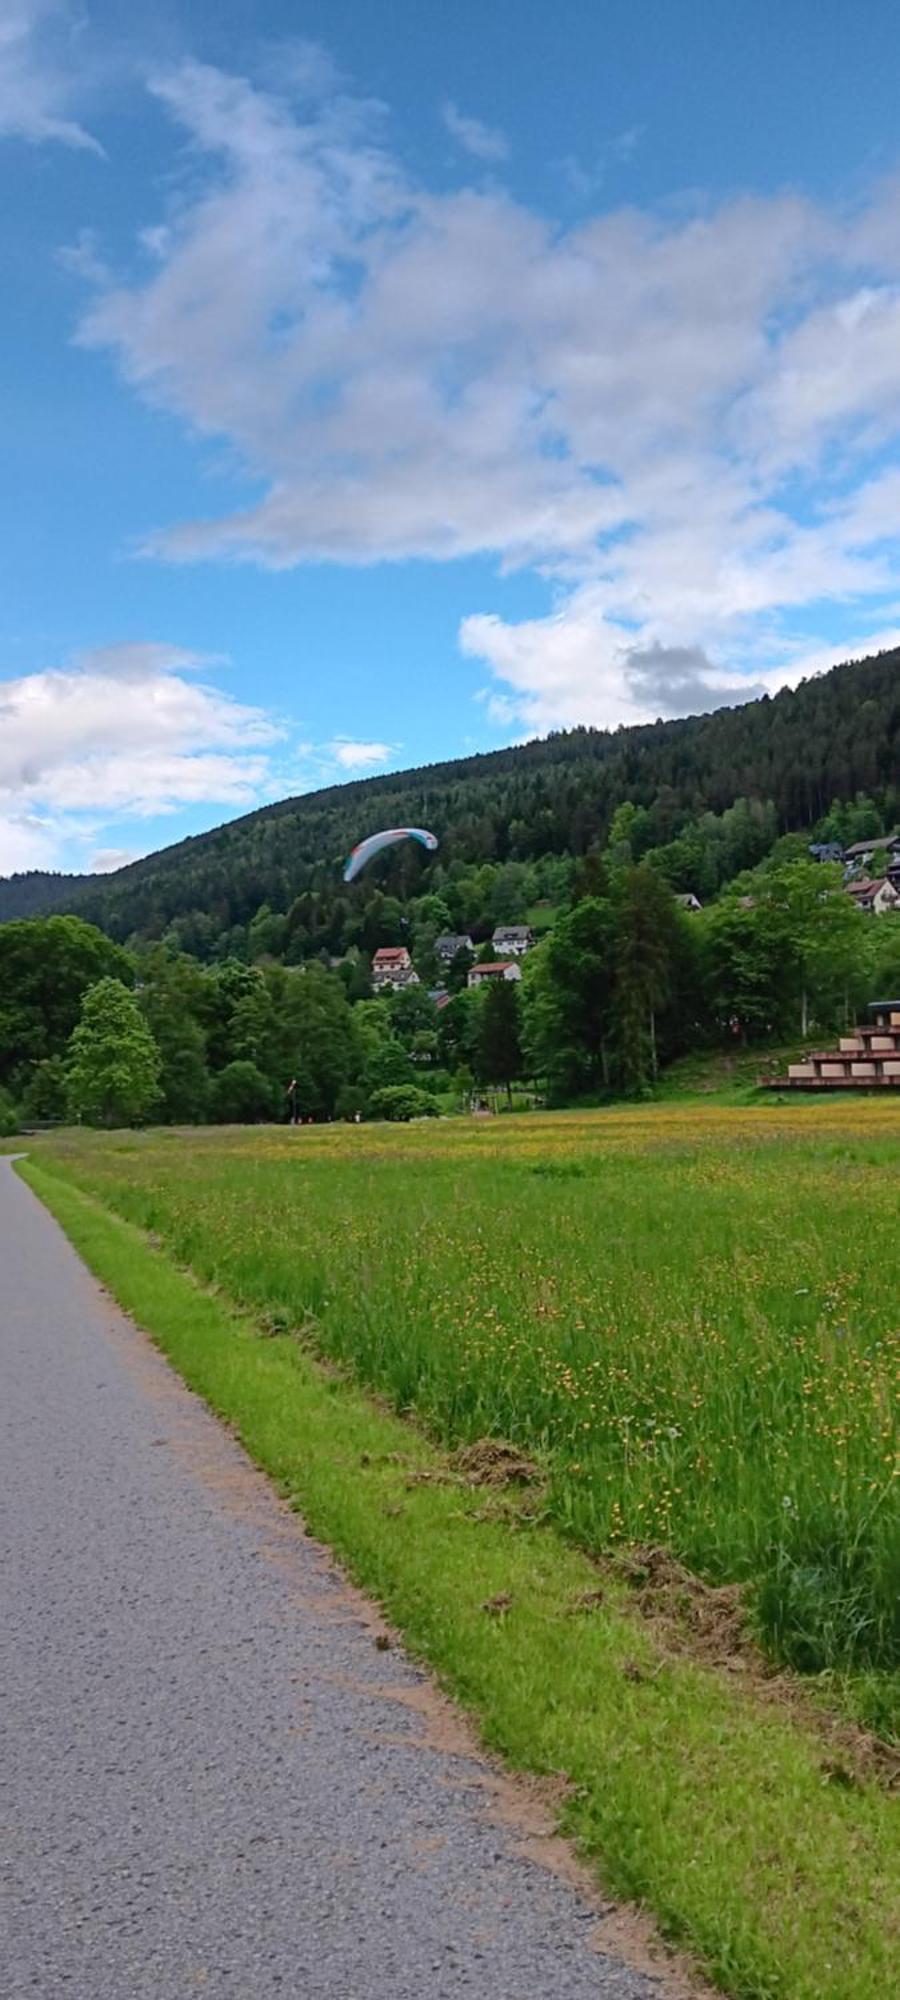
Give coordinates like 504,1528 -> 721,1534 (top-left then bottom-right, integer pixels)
0,1157 -> 677,2000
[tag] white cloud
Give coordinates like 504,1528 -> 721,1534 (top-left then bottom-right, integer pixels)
69,55 -> 900,731
0,0 -> 103,152
257,38 -> 344,104
0,643 -> 284,874
0,811 -> 62,874
558,124 -> 644,199
89,846 -> 138,872
461,593 -> 770,733
328,738 -> 393,771
442,101 -> 509,164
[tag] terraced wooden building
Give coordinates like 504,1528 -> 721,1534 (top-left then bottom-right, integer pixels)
777,1001 -> 900,1089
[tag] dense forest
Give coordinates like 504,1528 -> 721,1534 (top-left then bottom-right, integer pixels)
2,648 -> 899,961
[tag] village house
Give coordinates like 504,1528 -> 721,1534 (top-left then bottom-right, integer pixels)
808,842 -> 844,864
491,924 -> 533,957
371,946 -> 420,991
844,876 -> 900,916
843,831 -> 900,869
434,933 -> 474,963
468,960 -> 523,988
675,892 -> 703,912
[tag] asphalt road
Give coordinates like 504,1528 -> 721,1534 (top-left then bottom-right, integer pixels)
0,1158 -> 673,1999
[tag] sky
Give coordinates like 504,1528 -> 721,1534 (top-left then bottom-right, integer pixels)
4,2 -> 900,876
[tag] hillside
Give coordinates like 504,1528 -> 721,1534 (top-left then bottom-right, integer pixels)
0,871 -> 94,922
2,646 -> 898,945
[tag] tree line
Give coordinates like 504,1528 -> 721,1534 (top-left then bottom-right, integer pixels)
2,845 -> 899,1130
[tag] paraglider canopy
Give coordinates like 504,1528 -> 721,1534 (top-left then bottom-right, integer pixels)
343,826 -> 438,883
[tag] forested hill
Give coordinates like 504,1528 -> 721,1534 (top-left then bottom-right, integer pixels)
0,871 -> 94,921
2,646 -> 899,945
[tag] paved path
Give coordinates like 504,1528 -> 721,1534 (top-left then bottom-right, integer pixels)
0,1159 -> 674,1999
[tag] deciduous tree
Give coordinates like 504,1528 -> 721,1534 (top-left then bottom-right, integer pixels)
65,979 -> 161,1128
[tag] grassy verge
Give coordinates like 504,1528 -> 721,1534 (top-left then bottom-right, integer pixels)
20,1155 -> 898,2000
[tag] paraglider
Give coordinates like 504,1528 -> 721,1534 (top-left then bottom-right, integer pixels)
343,826 -> 438,883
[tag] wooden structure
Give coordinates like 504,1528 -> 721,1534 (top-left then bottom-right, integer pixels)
772,1001 -> 900,1089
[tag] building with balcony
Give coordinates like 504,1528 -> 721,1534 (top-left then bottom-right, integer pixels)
773,1001 -> 900,1089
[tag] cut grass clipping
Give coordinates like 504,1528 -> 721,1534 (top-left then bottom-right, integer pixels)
20,1157 -> 898,2000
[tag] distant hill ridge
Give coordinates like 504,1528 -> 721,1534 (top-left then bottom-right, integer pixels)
2,647 -> 898,938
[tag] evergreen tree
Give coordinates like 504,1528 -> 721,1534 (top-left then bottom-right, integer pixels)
523,896 -> 617,1100
476,978 -> 523,1102
280,962 -> 356,1118
612,868 -> 679,1093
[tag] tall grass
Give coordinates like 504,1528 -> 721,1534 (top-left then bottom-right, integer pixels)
37,1104 -> 900,1702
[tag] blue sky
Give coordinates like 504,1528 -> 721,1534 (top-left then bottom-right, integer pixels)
4,1 -> 900,875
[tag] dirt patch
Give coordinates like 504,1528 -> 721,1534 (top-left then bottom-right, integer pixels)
611,1545 -> 748,1664
609,1544 -> 900,1791
568,1587 -> 607,1614
451,1438 -> 541,1487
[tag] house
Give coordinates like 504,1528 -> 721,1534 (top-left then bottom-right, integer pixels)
491,924 -> 533,957
844,831 -> 900,868
434,933 -> 474,963
468,960 -> 523,988
845,877 -> 874,909
675,892 -> 703,912
371,946 -> 419,990
870,879 -> 900,915
845,876 -> 900,916
809,842 -> 844,864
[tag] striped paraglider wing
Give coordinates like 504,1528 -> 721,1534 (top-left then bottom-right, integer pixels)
343,827 -> 438,883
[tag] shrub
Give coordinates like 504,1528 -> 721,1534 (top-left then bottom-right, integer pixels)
335,1084 -> 367,1121
210,1061 -> 277,1124
369,1084 -> 438,1122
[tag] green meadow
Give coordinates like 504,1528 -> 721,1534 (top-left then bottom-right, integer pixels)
32,1102 -> 899,1712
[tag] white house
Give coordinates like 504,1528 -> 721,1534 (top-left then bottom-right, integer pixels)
468,960 -> 523,988
371,946 -> 420,990
845,876 -> 900,916
491,925 -> 533,957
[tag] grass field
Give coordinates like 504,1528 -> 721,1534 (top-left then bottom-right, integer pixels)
31,1102 -> 899,1717
21,1102 -> 900,2000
